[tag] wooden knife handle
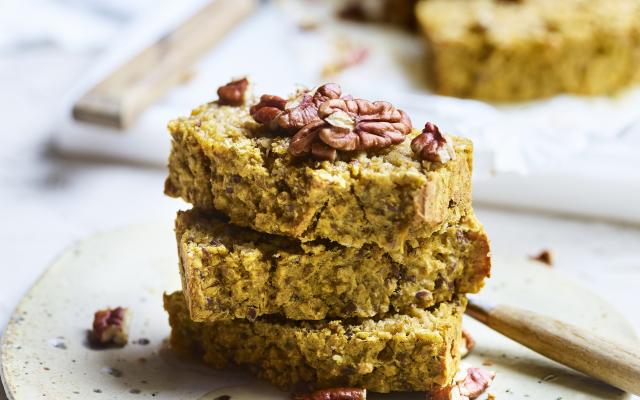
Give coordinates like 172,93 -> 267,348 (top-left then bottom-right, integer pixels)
72,0 -> 256,129
466,299 -> 640,395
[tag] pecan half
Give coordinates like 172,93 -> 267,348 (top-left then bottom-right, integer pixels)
277,84 -> 342,132
292,387 -> 366,400
319,99 -> 411,149
251,83 -> 411,160
460,329 -> 476,358
290,98 -> 411,160
429,366 -> 495,400
217,78 -> 249,106
411,122 -> 456,163
250,94 -> 287,127
90,307 -> 131,347
250,84 -> 342,132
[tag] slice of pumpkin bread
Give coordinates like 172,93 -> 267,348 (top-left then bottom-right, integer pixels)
165,96 -> 473,254
164,291 -> 465,393
175,209 -> 489,322
416,0 -> 640,101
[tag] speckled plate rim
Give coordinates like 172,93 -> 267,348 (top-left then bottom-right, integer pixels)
0,222 -> 171,399
0,226 -> 131,399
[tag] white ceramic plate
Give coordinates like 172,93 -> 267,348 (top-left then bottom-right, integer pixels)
1,221 -> 637,399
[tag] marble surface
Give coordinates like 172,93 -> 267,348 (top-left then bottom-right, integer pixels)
1,13 -> 640,400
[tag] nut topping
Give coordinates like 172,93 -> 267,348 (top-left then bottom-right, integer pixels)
317,99 -> 411,149
90,307 -> 131,347
250,94 -> 288,127
289,119 -> 327,157
250,84 -> 342,132
292,387 -> 366,400
290,98 -> 412,160
280,83 -> 343,131
411,122 -> 456,163
429,366 -> 495,400
250,83 -> 411,160
217,78 -> 249,106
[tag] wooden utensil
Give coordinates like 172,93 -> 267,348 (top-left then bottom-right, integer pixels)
72,0 -> 256,129
466,297 -> 640,395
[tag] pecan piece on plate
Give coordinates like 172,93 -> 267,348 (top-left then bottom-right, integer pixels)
529,249 -> 554,266
460,328 -> 476,358
429,365 -> 496,400
90,307 -> 131,347
292,387 -> 366,400
411,122 -> 456,163
217,77 -> 249,106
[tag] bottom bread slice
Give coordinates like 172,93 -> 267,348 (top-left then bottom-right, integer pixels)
164,291 -> 465,393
